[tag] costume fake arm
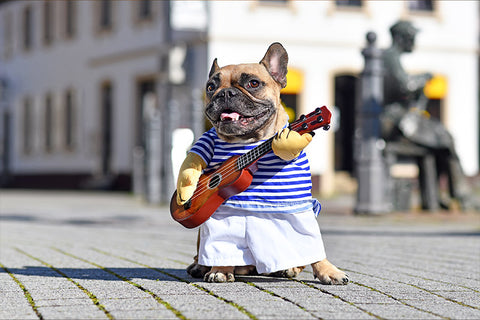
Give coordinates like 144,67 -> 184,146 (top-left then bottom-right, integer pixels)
176,152 -> 207,205
271,128 -> 313,161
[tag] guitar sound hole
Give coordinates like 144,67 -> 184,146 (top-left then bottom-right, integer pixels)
208,174 -> 222,189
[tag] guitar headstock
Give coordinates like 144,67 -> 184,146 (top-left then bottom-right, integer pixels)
290,106 -> 332,135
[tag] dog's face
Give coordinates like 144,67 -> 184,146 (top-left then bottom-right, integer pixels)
205,43 -> 289,143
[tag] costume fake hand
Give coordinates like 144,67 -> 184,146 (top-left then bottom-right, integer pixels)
271,128 -> 313,161
176,152 -> 207,205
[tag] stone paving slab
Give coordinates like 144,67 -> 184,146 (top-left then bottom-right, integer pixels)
1,190 -> 479,320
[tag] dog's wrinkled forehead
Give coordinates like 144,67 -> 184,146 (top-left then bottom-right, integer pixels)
209,63 -> 279,94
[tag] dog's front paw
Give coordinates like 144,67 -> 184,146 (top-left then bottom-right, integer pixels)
272,128 -> 313,161
186,261 -> 210,278
204,267 -> 235,283
312,259 -> 349,285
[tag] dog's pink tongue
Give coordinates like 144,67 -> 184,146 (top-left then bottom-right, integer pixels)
221,112 -> 241,121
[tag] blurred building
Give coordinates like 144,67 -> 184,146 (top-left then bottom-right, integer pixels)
0,0 -> 207,191
207,0 -> 479,195
0,0 -> 478,197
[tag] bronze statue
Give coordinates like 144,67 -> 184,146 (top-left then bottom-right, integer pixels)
381,20 -> 474,210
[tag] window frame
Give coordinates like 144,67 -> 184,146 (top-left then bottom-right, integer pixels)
405,0 -> 438,17
64,89 -> 75,151
95,0 -> 115,34
2,11 -> 13,59
42,0 -> 54,47
64,0 -> 77,40
407,0 -> 435,13
22,5 -> 34,52
137,0 -> 153,21
328,0 -> 368,15
334,0 -> 363,9
22,96 -> 33,155
132,0 -> 158,27
44,92 -> 54,153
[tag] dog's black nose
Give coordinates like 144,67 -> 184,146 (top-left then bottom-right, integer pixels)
218,88 -> 237,100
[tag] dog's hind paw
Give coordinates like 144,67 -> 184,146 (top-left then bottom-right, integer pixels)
204,267 -> 235,283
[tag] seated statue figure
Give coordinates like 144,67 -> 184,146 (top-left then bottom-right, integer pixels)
381,20 -> 474,210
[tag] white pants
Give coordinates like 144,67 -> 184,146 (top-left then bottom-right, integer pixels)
198,205 -> 326,274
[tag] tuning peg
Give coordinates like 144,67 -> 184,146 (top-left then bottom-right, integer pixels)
323,124 -> 331,131
301,123 -> 308,130
317,116 -> 324,123
314,107 -> 321,114
299,114 -> 306,121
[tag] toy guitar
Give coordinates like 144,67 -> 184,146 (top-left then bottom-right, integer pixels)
170,106 -> 332,228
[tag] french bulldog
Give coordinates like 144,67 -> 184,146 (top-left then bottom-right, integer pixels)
176,42 -> 348,285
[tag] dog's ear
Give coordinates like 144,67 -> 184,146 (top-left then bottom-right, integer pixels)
209,58 -> 220,78
260,42 -> 288,88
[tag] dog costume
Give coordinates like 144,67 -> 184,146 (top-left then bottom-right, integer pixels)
188,126 -> 327,274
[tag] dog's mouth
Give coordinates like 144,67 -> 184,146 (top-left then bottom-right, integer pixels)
209,106 -> 275,141
218,109 -> 269,126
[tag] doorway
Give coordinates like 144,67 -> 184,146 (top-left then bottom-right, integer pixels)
334,74 -> 358,174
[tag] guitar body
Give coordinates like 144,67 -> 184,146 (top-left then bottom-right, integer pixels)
170,156 -> 257,228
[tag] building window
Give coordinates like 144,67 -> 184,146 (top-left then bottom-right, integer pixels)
335,0 -> 362,8
99,0 -> 113,31
408,0 -> 434,12
100,82 -> 113,175
64,0 -> 76,38
22,5 -> 33,51
3,12 -> 13,59
43,0 -> 54,46
23,97 -> 33,154
45,93 -> 54,152
64,90 -> 75,150
137,0 -> 152,20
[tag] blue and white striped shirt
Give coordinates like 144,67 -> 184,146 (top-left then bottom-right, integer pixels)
189,128 -> 321,216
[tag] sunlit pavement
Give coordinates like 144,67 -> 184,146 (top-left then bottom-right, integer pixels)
1,190 -> 479,320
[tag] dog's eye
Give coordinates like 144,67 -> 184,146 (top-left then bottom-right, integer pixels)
248,80 -> 260,89
206,83 -> 216,92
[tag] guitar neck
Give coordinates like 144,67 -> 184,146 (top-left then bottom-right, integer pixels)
235,106 -> 331,171
236,136 -> 275,170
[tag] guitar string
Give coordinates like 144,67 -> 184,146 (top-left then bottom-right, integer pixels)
181,110 -> 327,204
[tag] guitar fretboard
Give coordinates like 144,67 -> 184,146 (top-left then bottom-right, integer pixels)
236,136 -> 275,170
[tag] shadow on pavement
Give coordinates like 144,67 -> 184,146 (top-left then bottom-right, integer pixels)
0,266 -> 190,281
0,213 -> 143,227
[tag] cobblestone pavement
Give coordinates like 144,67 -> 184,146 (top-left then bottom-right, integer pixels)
1,190 -> 479,320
